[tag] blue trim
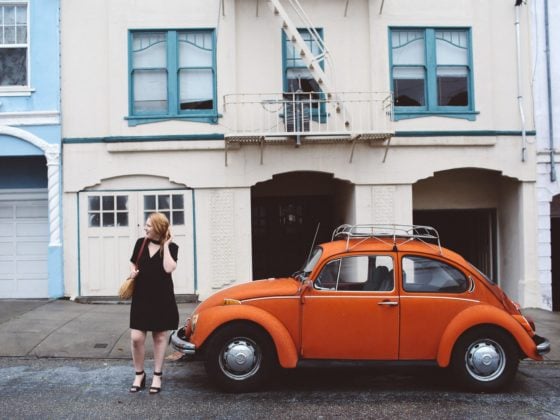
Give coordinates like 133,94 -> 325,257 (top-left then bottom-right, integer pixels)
128,28 -> 218,125
389,27 -> 475,121
395,130 -> 536,137
76,192 -> 82,296
191,189 -> 198,294
63,133 -> 225,144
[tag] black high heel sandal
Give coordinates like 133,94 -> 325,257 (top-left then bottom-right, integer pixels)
149,371 -> 162,394
129,371 -> 146,393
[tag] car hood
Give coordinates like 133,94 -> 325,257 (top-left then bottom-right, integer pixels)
194,277 -> 301,313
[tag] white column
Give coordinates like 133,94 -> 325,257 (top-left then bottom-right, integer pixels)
45,143 -> 61,247
354,184 -> 413,225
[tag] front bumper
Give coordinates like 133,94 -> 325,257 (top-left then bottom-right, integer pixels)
170,327 -> 196,357
533,334 -> 551,356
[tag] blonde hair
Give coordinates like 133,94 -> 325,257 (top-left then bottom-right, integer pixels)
148,212 -> 171,243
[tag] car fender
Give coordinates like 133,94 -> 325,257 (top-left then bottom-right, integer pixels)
436,304 -> 541,367
192,304 -> 299,368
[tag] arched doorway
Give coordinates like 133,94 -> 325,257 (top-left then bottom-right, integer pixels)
251,171 -> 353,278
552,195 -> 560,311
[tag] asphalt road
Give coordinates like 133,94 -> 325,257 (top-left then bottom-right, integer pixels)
1,358 -> 559,419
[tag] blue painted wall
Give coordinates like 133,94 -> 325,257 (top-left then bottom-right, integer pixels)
0,0 -> 63,298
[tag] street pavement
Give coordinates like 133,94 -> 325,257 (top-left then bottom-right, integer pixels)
0,299 -> 558,361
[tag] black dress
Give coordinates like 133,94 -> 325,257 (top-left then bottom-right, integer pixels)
129,238 -> 180,331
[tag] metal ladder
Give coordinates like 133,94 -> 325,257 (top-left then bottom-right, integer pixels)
266,0 -> 351,131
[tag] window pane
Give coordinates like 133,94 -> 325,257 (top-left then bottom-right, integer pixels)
158,195 -> 170,210
4,6 -> 15,25
393,67 -> 425,106
16,6 -> 27,25
116,212 -> 129,227
88,196 -> 100,211
403,256 -> 467,293
102,196 -> 114,210
116,195 -> 128,211
436,30 -> 468,65
0,48 -> 26,86
88,213 -> 100,227
132,32 -> 166,67
102,212 -> 115,227
172,211 -> 184,225
144,195 -> 156,210
391,30 -> 425,65
315,259 -> 340,289
437,67 -> 468,106
179,68 -> 213,110
178,32 -> 212,67
172,194 -> 184,209
133,69 -> 168,113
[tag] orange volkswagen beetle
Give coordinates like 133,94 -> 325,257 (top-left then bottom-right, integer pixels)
171,224 -> 550,392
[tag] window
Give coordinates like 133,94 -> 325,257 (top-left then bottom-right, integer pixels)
88,195 -> 128,227
315,255 -> 394,292
0,2 -> 28,88
390,28 -> 475,120
282,28 -> 325,125
128,30 -> 216,124
143,194 -> 185,225
402,256 -> 468,293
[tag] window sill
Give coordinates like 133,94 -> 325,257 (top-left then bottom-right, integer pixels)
0,87 -> 36,97
125,113 -> 221,126
394,110 -> 479,121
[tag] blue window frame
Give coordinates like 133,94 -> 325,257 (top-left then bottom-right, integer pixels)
127,29 -> 217,125
282,28 -> 326,121
389,28 -> 476,121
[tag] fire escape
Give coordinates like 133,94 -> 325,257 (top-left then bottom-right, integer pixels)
223,0 -> 394,165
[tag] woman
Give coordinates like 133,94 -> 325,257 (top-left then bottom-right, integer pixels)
128,212 -> 179,394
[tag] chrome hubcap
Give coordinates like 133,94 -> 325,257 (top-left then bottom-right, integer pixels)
219,338 -> 261,380
465,338 -> 506,381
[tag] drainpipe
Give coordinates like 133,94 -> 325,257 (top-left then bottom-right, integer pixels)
515,0 -> 527,162
544,0 -> 557,182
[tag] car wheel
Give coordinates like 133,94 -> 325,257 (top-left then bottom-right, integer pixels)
451,327 -> 519,392
204,323 -> 276,393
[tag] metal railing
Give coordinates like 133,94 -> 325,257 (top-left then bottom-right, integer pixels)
222,91 -> 394,139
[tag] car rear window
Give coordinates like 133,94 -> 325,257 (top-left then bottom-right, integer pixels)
402,255 -> 468,293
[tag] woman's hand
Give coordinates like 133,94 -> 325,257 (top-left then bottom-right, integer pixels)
130,268 -> 139,279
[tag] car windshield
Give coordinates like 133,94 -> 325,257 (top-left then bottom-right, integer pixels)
293,246 -> 323,281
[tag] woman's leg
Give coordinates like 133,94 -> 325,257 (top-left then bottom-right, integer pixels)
131,329 -> 147,386
151,330 -> 168,389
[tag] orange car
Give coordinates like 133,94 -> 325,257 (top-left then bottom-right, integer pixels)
170,224 -> 550,392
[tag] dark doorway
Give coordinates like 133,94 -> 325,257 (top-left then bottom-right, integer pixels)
552,195 -> 560,311
413,209 -> 497,282
252,195 -> 334,279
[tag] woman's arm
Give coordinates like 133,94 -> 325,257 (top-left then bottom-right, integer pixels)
162,239 -> 177,273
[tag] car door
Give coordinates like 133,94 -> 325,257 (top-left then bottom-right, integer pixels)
301,253 -> 399,360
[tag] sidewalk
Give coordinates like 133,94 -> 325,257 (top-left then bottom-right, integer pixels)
0,299 -> 558,361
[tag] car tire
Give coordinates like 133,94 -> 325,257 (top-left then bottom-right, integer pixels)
451,326 -> 519,392
204,323 -> 277,393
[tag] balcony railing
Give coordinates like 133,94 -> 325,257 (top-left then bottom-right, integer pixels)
222,91 -> 394,142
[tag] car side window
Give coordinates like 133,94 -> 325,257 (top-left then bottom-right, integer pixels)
402,256 -> 468,293
315,255 -> 394,291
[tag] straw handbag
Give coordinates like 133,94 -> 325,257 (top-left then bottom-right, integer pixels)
118,238 -> 148,300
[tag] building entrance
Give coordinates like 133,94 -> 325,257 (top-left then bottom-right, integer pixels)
251,172 -> 352,279
414,209 -> 497,282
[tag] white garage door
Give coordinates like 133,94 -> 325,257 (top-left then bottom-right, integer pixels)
0,195 -> 49,298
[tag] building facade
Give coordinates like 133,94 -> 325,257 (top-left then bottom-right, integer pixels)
60,0 -> 544,306
0,0 -> 62,298
532,0 -> 560,311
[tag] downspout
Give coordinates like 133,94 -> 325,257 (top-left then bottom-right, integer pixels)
544,0 -> 557,182
515,0 -> 527,162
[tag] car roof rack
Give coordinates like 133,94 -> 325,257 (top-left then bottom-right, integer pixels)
332,224 -> 442,254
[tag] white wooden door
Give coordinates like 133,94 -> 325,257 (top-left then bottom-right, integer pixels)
0,195 -> 49,298
79,189 -> 194,296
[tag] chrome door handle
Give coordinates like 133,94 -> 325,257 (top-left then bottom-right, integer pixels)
378,300 -> 398,306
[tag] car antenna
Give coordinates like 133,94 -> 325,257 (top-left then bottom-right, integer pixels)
306,222 -> 321,264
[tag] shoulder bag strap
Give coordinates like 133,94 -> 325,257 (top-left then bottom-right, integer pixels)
134,237 -> 149,269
